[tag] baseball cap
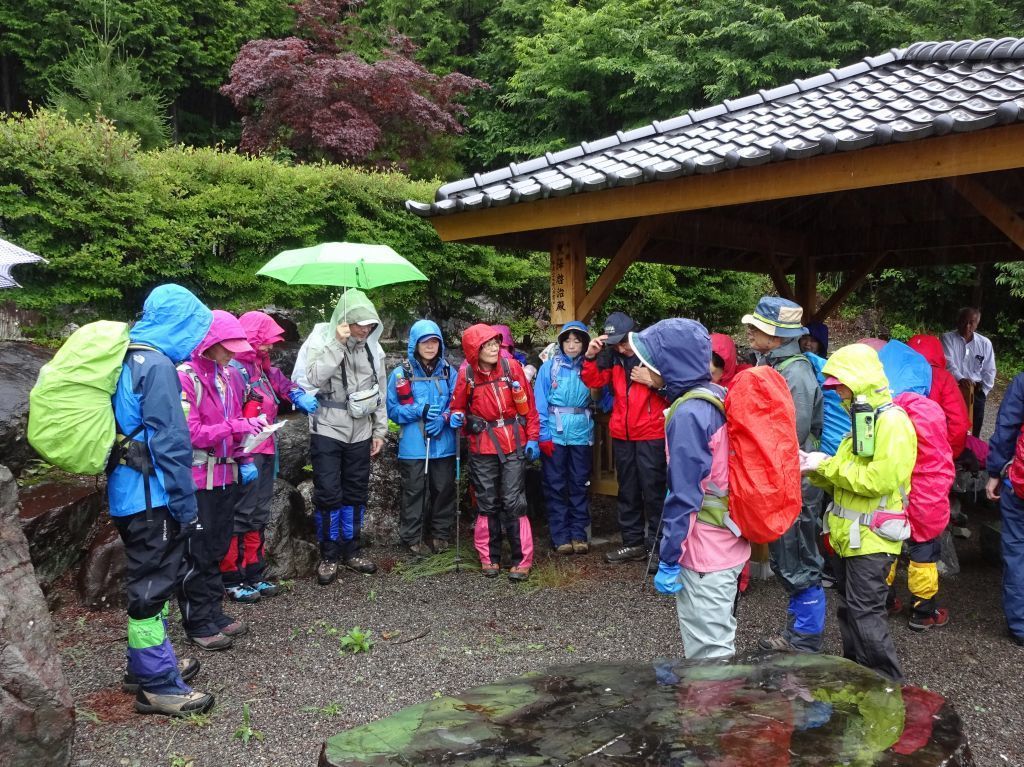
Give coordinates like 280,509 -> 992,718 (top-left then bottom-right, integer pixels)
602,311 -> 635,345
220,337 -> 253,354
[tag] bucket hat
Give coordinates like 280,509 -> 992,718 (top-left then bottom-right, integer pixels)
741,296 -> 806,338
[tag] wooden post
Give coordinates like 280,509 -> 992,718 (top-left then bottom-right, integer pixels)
550,227 -> 586,325
795,255 -> 817,319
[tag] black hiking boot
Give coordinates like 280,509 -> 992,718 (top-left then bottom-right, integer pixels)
604,544 -> 647,564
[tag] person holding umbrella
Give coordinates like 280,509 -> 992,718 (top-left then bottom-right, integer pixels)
305,290 -> 388,585
386,320 -> 458,556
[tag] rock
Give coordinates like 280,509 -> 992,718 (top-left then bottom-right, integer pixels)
76,518 -> 126,610
366,433 -> 401,546
18,479 -> 103,588
0,464 -> 76,766
320,653 -> 974,766
265,479 -> 318,580
0,341 -> 54,477
275,413 -> 311,486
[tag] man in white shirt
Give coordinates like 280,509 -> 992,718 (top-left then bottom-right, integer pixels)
942,307 -> 996,438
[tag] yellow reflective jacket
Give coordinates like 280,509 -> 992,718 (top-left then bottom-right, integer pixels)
809,344 -> 917,558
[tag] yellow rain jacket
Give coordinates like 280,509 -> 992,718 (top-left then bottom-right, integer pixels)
809,344 -> 917,558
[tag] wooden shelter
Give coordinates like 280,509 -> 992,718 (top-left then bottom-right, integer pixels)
407,37 -> 1024,326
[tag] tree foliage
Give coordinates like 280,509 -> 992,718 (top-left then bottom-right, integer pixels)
221,0 -> 484,172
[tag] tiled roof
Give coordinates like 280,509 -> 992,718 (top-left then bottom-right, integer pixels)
406,37 -> 1024,218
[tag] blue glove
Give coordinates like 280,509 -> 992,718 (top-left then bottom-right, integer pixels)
425,404 -> 443,420
524,440 -> 540,461
240,463 -> 258,485
291,389 -> 319,414
425,415 -> 445,437
654,563 -> 683,595
449,411 -> 465,429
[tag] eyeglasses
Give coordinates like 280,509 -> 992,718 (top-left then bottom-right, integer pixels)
481,339 -> 501,350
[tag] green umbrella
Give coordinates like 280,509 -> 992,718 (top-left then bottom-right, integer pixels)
257,242 -> 427,288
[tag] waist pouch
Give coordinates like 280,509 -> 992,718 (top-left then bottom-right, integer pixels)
347,385 -> 381,419
827,501 -> 911,549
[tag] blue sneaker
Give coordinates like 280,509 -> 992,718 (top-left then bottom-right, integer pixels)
225,585 -> 261,603
250,581 -> 280,597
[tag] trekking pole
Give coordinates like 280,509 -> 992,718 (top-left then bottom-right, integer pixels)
421,436 -> 431,553
641,498 -> 669,593
454,428 -> 462,573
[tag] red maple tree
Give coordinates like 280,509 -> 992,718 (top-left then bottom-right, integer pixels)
221,0 -> 484,167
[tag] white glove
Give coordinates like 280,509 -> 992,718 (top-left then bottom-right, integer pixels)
799,450 -> 828,473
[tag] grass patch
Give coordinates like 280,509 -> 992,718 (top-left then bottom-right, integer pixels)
392,545 -> 479,581
519,558 -> 588,594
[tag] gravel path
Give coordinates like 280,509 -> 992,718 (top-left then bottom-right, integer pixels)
61,511 -> 1022,767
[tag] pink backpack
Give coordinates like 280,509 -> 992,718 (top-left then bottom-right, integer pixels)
894,392 -> 955,542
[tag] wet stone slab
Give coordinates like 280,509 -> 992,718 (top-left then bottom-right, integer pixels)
320,653 -> 972,766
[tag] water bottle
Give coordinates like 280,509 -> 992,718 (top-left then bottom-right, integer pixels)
851,395 -> 875,457
242,388 -> 264,418
395,369 -> 414,405
510,380 -> 530,417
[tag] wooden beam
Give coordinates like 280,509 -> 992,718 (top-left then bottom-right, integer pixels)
658,212 -> 807,257
577,217 -> 657,324
765,253 -> 796,301
813,253 -> 887,323
948,175 -> 1024,251
430,123 -> 1024,242
550,227 -> 586,326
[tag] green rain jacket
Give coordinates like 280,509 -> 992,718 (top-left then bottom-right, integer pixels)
305,289 -> 388,444
809,344 -> 917,558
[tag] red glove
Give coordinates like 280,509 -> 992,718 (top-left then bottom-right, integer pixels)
540,440 -> 555,458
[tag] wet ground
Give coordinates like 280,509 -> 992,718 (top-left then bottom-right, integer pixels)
59,496 -> 1023,767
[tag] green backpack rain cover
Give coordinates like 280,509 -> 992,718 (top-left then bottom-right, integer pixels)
28,321 -> 132,474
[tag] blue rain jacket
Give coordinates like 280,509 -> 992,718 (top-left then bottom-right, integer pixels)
535,321 -> 594,446
632,319 -> 725,566
879,340 -> 932,396
386,319 -> 458,460
987,371 -> 1024,480
108,284 -> 212,522
805,352 -> 849,456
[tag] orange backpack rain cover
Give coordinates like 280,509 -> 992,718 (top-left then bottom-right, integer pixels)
724,366 -> 802,544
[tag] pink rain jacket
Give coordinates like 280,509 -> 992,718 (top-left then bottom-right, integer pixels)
179,311 -> 252,489
233,312 -> 301,456
894,392 -> 955,542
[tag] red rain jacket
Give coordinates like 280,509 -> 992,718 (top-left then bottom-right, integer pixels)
450,323 -> 540,456
581,356 -> 667,441
908,334 -> 969,457
711,333 -> 751,388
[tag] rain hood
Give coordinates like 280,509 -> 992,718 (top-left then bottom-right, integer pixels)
632,318 -> 711,401
878,340 -> 931,396
822,344 -> 891,410
408,319 -> 446,370
130,284 -> 212,364
307,289 -> 385,367
236,311 -> 286,368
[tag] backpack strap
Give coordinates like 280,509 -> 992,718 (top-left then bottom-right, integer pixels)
176,362 -> 203,409
666,387 -> 725,424
775,354 -> 813,374
465,357 -> 523,463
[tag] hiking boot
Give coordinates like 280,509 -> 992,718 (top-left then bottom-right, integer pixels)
887,597 -> 904,616
508,566 -> 530,582
251,580 -> 280,597
219,619 -> 248,637
187,633 -> 233,651
344,556 -> 378,574
1010,632 -> 1024,647
909,608 -> 949,632
481,563 -> 500,578
404,542 -> 430,558
604,544 -> 647,563
135,687 -> 215,717
317,560 -> 339,585
556,543 -> 574,555
225,585 -> 261,603
571,540 -> 589,554
758,635 -> 797,652
122,658 -> 200,693
431,538 -> 450,553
